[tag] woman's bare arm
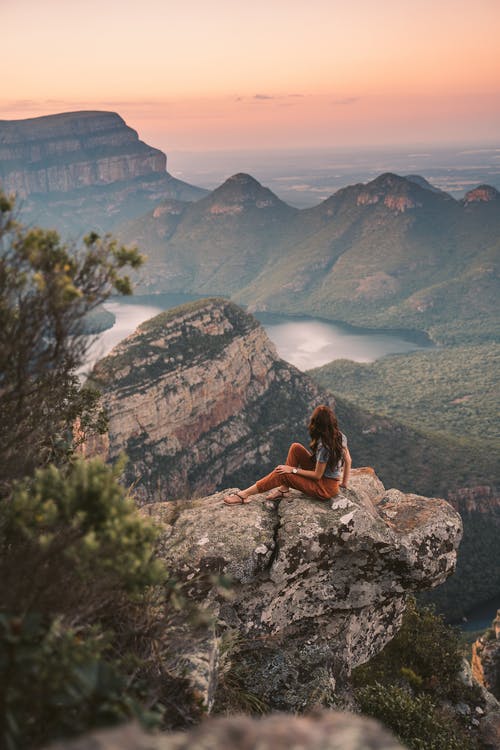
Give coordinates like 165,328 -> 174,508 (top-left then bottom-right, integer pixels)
341,447 -> 352,487
275,461 -> 326,480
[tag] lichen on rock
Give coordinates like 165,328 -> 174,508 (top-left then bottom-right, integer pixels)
142,468 -> 462,712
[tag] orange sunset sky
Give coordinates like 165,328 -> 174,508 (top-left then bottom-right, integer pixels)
1,0 -> 499,151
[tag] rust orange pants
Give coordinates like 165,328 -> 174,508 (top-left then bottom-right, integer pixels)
255,442 -> 339,500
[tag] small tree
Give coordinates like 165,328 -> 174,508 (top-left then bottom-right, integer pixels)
0,192 -> 143,492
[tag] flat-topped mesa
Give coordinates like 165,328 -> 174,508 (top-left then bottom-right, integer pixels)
141,468 -> 462,711
0,110 -> 206,234
85,297 -> 323,503
0,111 -> 166,196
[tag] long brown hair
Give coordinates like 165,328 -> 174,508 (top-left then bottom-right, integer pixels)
308,405 -> 343,470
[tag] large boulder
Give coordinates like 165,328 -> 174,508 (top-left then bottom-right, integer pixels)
142,468 -> 462,711
46,712 -> 408,750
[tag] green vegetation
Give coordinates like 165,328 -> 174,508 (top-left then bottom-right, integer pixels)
353,599 -> 482,750
0,193 -> 143,491
310,344 -> 499,444
0,194 -> 205,747
0,459 -> 165,749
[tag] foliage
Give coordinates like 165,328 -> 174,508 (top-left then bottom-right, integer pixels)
0,459 -> 165,618
353,599 -> 468,700
0,203 -> 210,747
353,599 -> 482,750
310,343 -> 500,444
356,684 -> 477,750
0,613 -> 152,750
0,191 -> 144,493
0,459 -> 168,748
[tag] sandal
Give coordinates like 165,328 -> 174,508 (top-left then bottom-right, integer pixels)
266,487 -> 290,501
223,492 -> 251,506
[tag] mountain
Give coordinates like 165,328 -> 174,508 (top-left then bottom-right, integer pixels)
117,173 -> 299,294
235,173 -> 499,343
85,297 -> 322,502
121,171 -> 499,344
0,111 -> 206,235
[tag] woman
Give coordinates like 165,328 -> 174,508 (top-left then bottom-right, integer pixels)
224,404 -> 351,505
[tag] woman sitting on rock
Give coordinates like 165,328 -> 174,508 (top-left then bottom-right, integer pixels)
224,404 -> 351,505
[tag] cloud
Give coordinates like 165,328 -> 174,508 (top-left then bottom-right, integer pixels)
254,94 -> 275,100
331,97 -> 360,106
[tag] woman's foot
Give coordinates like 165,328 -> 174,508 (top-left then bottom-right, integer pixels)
223,491 -> 251,506
266,487 -> 290,501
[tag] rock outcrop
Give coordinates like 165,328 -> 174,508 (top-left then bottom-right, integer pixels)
472,611 -> 500,699
0,111 -> 206,235
86,298 -> 323,503
140,468 -> 461,711
462,185 -> 500,205
46,712 -> 408,750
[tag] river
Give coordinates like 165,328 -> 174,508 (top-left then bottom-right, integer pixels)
84,293 -> 431,373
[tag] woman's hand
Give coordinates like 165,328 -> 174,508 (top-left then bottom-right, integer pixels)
275,464 -> 293,474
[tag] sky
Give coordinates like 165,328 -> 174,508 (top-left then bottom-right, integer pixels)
1,0 -> 499,151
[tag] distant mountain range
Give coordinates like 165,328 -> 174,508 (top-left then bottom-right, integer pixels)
1,111 -> 498,342
120,171 -> 499,344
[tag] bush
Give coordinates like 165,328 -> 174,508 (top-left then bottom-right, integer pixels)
0,192 -> 143,492
0,459 -> 167,749
356,684 -> 476,750
0,613 -> 152,750
352,599 -> 482,750
353,598 -> 466,700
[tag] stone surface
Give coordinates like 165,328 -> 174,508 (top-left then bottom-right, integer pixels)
46,713 -> 408,750
479,710 -> 500,750
0,111 -> 206,234
85,298 -> 324,503
141,468 -> 462,711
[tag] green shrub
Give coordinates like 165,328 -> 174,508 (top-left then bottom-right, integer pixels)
0,613 -> 155,750
352,599 -> 482,750
353,598 -> 466,701
0,459 -> 168,748
0,458 -> 165,619
356,684 -> 476,750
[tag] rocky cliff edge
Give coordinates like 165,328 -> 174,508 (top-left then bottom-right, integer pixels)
141,468 -> 462,711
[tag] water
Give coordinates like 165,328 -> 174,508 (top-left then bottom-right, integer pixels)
83,293 -> 431,373
257,311 -> 430,370
459,598 -> 500,633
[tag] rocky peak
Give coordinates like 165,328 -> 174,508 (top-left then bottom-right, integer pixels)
462,185 -> 500,205
324,173 -> 427,214
472,610 -> 500,700
205,172 -> 292,214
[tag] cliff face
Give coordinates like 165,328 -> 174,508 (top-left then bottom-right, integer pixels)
87,298 -> 323,503
140,469 -> 461,711
472,612 -> 500,699
0,111 -> 166,196
0,111 -> 206,234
